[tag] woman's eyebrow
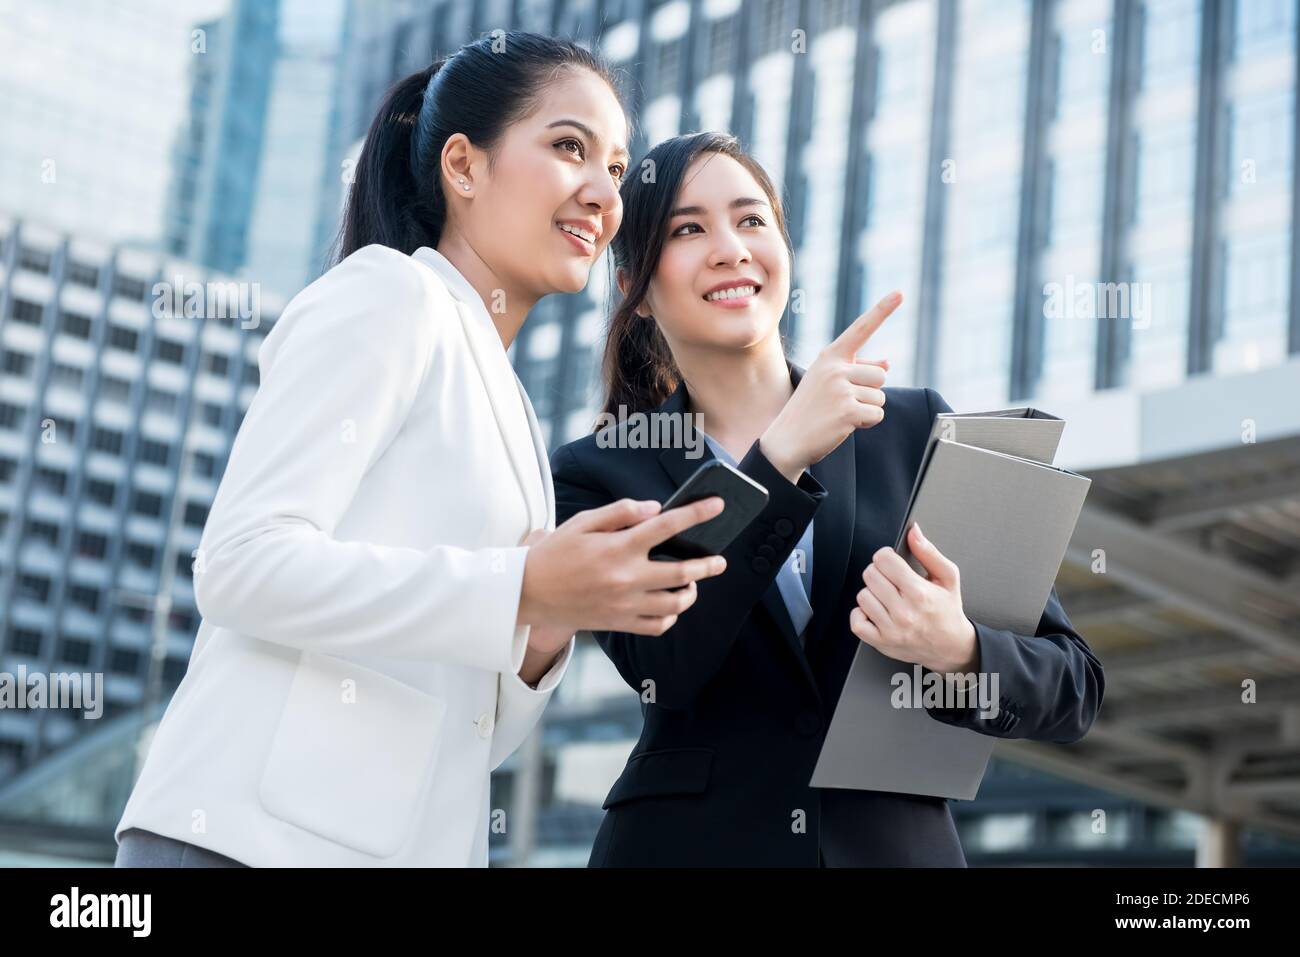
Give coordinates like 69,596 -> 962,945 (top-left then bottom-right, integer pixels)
669,197 -> 769,218
545,119 -> 631,163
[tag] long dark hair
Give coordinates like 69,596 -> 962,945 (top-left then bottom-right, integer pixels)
599,132 -> 793,419
333,31 -> 623,262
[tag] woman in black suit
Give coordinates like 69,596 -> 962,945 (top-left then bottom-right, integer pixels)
551,132 -> 1105,867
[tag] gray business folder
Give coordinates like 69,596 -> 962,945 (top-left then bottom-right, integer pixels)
810,409 -> 1091,800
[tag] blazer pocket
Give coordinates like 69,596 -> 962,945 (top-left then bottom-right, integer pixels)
258,650 -> 448,858
602,747 -> 713,809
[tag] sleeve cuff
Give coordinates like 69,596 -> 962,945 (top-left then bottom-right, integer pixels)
507,632 -> 576,696
922,619 -> 1023,734
738,440 -> 828,505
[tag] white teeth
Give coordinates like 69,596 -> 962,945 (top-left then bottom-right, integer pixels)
705,284 -> 757,301
558,223 -> 595,243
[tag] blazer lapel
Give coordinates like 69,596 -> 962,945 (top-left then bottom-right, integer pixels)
653,379 -> 706,487
455,300 -> 546,530
805,419 -> 856,652
411,247 -> 546,531
515,369 -> 556,530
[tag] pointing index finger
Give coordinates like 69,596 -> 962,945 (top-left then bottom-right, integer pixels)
830,291 -> 902,358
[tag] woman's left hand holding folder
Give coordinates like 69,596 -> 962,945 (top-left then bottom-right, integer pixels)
851,523 -> 980,676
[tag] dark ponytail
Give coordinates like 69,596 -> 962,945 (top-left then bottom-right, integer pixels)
333,31 -> 624,262
600,132 -> 793,420
334,63 -> 445,260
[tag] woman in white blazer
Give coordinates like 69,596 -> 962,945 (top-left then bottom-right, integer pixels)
114,33 -> 727,868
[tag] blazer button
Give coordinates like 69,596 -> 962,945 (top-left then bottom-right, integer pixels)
765,534 -> 785,548
476,712 -> 494,738
795,710 -> 822,737
774,518 -> 794,536
752,557 -> 772,573
756,544 -> 776,559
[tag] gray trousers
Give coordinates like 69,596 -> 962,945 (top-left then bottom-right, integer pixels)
114,827 -> 249,868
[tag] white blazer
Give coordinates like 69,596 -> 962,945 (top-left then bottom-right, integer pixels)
114,244 -> 575,866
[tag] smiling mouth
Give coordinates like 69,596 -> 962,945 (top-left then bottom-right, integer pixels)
556,222 -> 597,251
703,284 -> 761,303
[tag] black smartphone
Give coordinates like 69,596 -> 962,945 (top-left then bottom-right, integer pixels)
649,459 -> 770,561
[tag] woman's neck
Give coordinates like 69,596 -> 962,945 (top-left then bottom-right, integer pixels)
673,335 -> 793,462
435,233 -> 535,350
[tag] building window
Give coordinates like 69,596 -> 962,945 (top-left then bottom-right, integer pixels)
33,466 -> 68,496
108,325 -> 140,354
183,501 -> 208,528
18,246 -> 52,274
650,37 -> 683,98
0,403 -> 25,430
53,416 -> 78,442
201,402 -> 225,427
24,519 -> 60,547
193,451 -> 218,478
66,260 -> 100,288
84,478 -> 116,506
17,573 -> 52,603
132,490 -> 164,517
91,427 -> 124,455
60,311 -> 92,339
99,376 -> 132,403
1140,0 -> 1200,88
110,647 -> 142,676
139,438 -> 171,467
75,530 -> 109,559
112,274 -> 147,302
705,15 -> 737,77
127,541 -> 156,569
9,298 -> 43,325
1234,0 -> 1295,59
121,604 -> 150,623
7,626 -> 42,657
759,0 -> 793,54
0,349 -> 33,377
205,353 -> 230,376
145,387 -> 177,414
818,0 -> 852,31
154,338 -> 186,365
67,583 -> 101,613
1134,125 -> 1196,219
50,362 -> 85,391
59,638 -> 92,667
1227,92 -> 1294,195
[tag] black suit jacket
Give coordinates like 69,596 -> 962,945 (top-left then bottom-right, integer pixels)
550,367 -> 1105,866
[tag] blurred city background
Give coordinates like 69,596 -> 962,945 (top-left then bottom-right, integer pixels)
1,0 -> 1299,866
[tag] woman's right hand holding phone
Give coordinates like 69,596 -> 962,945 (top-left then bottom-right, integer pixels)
759,291 -> 901,484
518,497 -> 728,639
